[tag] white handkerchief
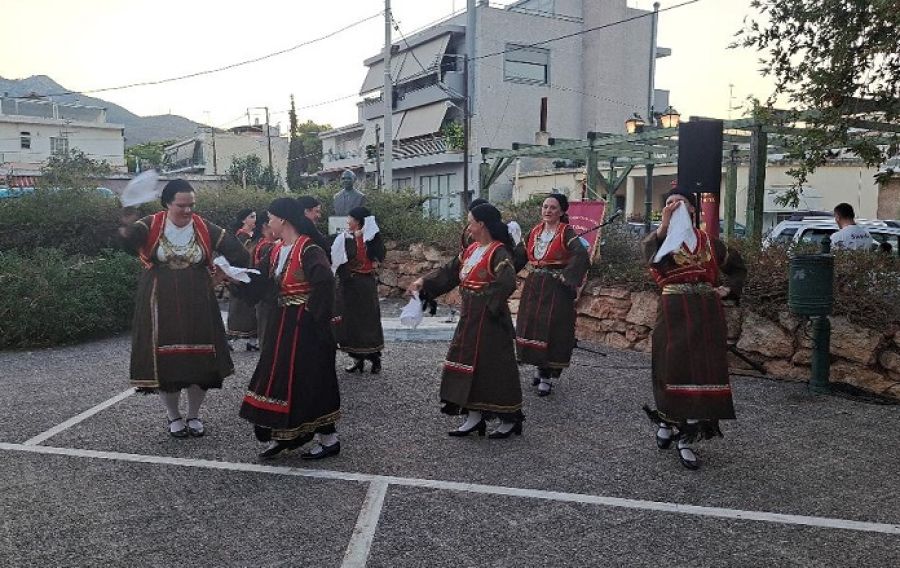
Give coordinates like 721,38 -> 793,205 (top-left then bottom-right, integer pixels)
330,233 -> 349,274
212,256 -> 260,283
120,170 -> 160,207
400,292 -> 424,329
653,202 -> 698,263
507,221 -> 522,245
363,216 -> 380,242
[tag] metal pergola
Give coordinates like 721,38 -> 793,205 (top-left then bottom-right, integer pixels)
480,113 -> 899,242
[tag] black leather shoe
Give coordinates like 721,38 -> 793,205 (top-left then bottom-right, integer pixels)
536,383 -> 553,397
246,342 -> 260,352
258,440 -> 292,460
345,359 -> 365,373
369,356 -> 382,375
186,418 -> 205,437
488,421 -> 523,439
448,419 -> 486,437
656,425 -> 674,449
301,441 -> 341,460
677,445 -> 700,470
531,376 -> 541,387
168,418 -> 188,438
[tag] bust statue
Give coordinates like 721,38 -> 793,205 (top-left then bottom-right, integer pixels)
332,170 -> 366,216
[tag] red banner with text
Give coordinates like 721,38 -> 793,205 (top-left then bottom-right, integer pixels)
567,200 -> 606,262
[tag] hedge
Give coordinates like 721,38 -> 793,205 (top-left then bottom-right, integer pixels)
0,249 -> 140,348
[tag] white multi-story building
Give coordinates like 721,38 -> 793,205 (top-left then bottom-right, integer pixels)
162,125 -> 290,189
0,96 -> 126,185
319,0 -> 669,218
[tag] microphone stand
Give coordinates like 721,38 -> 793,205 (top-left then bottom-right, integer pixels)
574,211 -> 623,238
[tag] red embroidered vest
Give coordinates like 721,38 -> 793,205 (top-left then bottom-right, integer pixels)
649,229 -> 719,287
526,222 -> 571,268
459,241 -> 503,291
138,211 -> 213,270
348,234 -> 375,274
271,236 -> 314,302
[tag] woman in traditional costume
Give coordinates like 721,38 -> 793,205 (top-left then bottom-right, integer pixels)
515,193 -> 589,396
239,198 -> 341,460
333,207 -> 386,374
226,208 -> 260,351
409,204 -> 524,438
642,188 -> 746,470
250,212 -> 278,354
120,179 -> 250,438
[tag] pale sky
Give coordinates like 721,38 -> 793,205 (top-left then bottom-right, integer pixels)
1,0 -> 775,133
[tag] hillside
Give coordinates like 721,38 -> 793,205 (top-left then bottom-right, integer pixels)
0,75 -> 204,146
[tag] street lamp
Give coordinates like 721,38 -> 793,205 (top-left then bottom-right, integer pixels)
625,113 -> 645,134
659,106 -> 681,129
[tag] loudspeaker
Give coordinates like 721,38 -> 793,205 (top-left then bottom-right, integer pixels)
677,120 -> 724,194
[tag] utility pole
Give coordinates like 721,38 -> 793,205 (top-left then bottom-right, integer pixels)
643,2 -> 660,233
464,0 -> 476,207
382,0 -> 393,191
374,123 -> 382,188
264,106 -> 274,176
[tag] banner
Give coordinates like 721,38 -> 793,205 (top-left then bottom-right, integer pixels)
567,200 -> 606,262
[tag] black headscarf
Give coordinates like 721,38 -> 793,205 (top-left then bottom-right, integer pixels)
297,195 -> 320,212
468,198 -> 489,211
666,185 -> 698,210
547,193 -> 570,223
160,179 -> 194,207
253,211 -> 269,240
348,206 -> 371,226
268,197 -> 305,231
232,208 -> 254,233
471,203 -> 515,253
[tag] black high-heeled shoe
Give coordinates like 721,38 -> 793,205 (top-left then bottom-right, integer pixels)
369,355 -> 382,375
677,444 -> 700,470
258,440 -> 292,460
344,358 -> 365,373
656,425 -> 674,450
536,382 -> 553,397
448,419 -> 486,437
488,421 -> 523,439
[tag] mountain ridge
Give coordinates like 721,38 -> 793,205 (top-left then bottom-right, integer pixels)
0,75 -> 205,147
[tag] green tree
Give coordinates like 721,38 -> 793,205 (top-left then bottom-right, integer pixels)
734,0 -> 899,203
228,154 -> 282,192
39,148 -> 113,191
286,94 -> 330,190
125,140 -> 174,173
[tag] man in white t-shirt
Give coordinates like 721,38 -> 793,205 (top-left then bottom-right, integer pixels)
830,202 -> 874,251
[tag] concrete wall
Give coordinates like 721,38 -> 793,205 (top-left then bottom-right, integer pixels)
201,132 -> 289,188
0,117 -> 125,170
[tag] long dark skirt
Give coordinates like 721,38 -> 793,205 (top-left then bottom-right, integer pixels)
645,290 -> 735,439
130,264 -> 233,392
255,299 -> 276,354
227,296 -> 257,338
515,270 -> 577,375
442,292 -> 522,421
334,273 -> 384,356
239,304 -> 340,441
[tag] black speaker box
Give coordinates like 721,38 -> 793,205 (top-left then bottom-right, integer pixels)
677,120 -> 724,194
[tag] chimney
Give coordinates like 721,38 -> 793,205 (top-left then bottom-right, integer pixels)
535,97 -> 550,145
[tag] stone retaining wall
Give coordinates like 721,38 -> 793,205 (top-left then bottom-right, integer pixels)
378,243 -> 900,400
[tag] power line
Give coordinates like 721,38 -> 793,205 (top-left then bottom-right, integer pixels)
470,0 -> 701,62
28,12 -> 382,98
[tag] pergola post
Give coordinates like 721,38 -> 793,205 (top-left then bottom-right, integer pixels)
644,159 -> 655,233
585,133 -> 598,200
724,144 -> 738,239
746,126 -> 767,244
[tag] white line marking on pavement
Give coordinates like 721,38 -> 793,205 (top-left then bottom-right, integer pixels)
1,442 -> 899,536
22,389 -> 135,446
341,480 -> 390,568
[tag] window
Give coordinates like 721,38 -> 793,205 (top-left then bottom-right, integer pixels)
392,177 -> 412,190
20,132 -> 31,150
419,173 -> 456,218
50,137 -> 69,156
504,44 -> 549,85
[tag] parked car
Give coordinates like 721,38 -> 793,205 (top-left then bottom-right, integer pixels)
765,218 -> 899,255
625,220 -> 745,238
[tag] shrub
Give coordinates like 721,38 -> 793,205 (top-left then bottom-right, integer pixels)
0,249 -> 140,348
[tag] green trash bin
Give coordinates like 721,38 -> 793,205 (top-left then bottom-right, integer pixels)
788,254 -> 834,317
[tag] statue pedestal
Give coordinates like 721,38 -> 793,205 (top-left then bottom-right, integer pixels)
329,216 -> 349,235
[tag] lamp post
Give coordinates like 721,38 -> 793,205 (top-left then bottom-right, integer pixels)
625,106 -> 680,234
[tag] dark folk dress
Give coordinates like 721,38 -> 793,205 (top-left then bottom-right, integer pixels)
423,242 -> 522,420
122,212 -> 249,392
227,229 -> 259,339
239,237 -> 340,441
251,237 -> 278,354
641,229 -> 747,441
334,233 -> 386,358
515,223 -> 589,377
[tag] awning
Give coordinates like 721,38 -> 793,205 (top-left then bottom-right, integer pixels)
7,175 -> 38,187
396,102 -> 447,140
360,60 -> 385,94
359,112 -> 407,147
395,34 -> 451,83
